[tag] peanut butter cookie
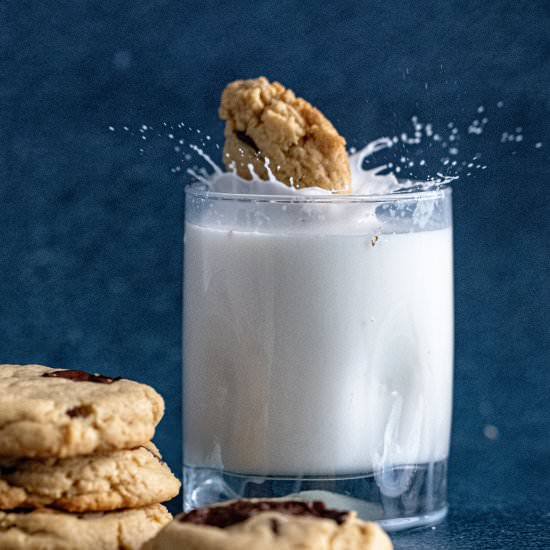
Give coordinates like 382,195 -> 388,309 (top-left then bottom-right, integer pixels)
0,504 -> 171,550
143,499 -> 392,550
0,442 -> 180,512
0,364 -> 164,458
219,77 -> 351,193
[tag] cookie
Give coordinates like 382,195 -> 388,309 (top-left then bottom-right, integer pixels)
0,503 -> 171,550
0,364 -> 164,458
143,500 -> 393,550
219,77 -> 351,193
0,442 -> 181,512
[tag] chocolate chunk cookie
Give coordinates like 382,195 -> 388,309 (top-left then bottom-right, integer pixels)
0,504 -> 171,550
0,442 -> 180,512
0,364 -> 164,458
219,77 -> 351,193
143,499 -> 393,549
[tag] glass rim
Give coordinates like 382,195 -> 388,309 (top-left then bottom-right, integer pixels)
184,182 -> 452,204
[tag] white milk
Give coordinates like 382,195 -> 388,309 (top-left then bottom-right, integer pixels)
184,216 -> 453,475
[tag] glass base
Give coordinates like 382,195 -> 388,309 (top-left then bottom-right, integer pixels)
183,459 -> 447,532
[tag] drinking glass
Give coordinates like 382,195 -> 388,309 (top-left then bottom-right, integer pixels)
183,184 -> 453,531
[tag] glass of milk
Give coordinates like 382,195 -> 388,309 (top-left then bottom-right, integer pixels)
183,182 -> 453,531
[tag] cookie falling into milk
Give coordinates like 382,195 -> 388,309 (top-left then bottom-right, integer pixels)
219,76 -> 352,193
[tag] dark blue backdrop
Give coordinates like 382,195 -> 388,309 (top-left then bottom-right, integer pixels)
2,1 -> 549,547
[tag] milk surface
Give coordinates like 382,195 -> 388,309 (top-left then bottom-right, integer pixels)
184,217 -> 453,475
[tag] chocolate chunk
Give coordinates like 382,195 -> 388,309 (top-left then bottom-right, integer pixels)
179,500 -> 349,529
66,405 -> 93,418
235,131 -> 260,153
42,370 -> 121,384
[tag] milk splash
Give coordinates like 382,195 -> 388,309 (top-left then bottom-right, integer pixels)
107,100 -> 544,192
186,136 -> 456,198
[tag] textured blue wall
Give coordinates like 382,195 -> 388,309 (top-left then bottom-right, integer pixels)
1,1 -> 549,546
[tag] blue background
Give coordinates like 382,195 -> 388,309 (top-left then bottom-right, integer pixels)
2,1 -> 550,547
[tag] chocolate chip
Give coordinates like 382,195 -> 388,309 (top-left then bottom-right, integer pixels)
235,131 -> 260,153
270,518 -> 280,535
42,370 -> 121,384
0,466 -> 17,476
140,445 -> 165,464
178,500 -> 349,529
66,405 -> 93,418
5,508 -> 34,515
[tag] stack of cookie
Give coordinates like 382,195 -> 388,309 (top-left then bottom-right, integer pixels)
0,364 -> 181,549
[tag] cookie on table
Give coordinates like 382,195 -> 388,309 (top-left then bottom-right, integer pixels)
0,504 -> 171,550
0,442 -> 180,512
0,364 -> 164,458
143,499 -> 393,550
219,77 -> 351,193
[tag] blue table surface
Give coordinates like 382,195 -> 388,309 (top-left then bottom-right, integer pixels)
2,1 -> 550,547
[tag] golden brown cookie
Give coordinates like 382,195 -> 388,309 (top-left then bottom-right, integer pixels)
0,442 -> 181,512
219,77 -> 351,193
0,364 -> 164,458
143,499 -> 393,550
0,504 -> 171,550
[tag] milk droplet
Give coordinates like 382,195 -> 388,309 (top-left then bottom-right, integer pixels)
483,424 -> 499,440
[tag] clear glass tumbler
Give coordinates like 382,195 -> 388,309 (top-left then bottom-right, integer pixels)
183,183 -> 453,531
